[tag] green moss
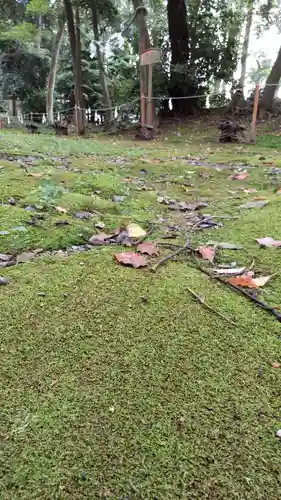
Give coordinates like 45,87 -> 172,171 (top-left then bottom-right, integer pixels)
2,129 -> 281,499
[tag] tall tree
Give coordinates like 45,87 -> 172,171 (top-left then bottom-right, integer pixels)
63,0 -> 85,134
46,10 -> 65,124
167,0 -> 190,114
260,46 -> 281,110
239,0 -> 254,92
90,0 -> 113,122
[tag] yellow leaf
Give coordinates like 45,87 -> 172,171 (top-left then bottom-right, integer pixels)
127,223 -> 146,239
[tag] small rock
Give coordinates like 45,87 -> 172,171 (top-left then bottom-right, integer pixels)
8,197 -> 16,205
95,221 -> 105,229
0,277 -> 9,285
0,230 -> 10,235
139,168 -> 147,175
37,292 -> 46,297
74,211 -> 92,220
272,362 -> 280,369
276,429 -> 281,438
24,205 -> 36,211
112,195 -> 125,203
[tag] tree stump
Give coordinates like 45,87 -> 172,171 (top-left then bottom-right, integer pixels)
218,120 -> 248,142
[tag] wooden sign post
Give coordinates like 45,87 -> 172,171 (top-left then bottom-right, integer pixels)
140,48 -> 161,129
249,84 -> 260,143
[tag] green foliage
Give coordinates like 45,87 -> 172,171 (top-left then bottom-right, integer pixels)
0,22 -> 37,43
26,0 -> 50,15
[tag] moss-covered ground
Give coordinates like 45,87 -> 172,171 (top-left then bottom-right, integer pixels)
1,125 -> 281,499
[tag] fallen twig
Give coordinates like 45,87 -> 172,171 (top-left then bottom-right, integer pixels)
151,238 -> 190,272
186,286 -> 236,326
189,257 -> 281,324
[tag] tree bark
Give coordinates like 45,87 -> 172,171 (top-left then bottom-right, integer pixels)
75,6 -> 86,126
46,13 -> 65,125
90,0 -> 112,123
167,0 -> 192,114
239,0 -> 254,92
63,0 -> 85,134
260,46 -> 281,111
132,0 -> 151,128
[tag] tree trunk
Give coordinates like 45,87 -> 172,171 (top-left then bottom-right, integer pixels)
46,13 -> 65,125
260,46 -> 281,111
75,6 -> 86,126
36,13 -> 42,54
132,0 -> 151,128
90,0 -> 112,123
239,0 -> 254,92
167,0 -> 194,114
63,0 -> 85,135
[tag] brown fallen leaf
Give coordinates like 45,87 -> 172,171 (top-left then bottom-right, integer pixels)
55,206 -> 68,214
276,187 -> 281,195
272,362 -> 280,369
262,161 -> 274,166
137,242 -> 159,256
198,246 -> 215,262
256,237 -> 281,248
231,172 -> 249,180
228,273 -> 272,288
115,252 -> 148,268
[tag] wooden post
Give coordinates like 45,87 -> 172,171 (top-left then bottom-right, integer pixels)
249,84 -> 259,143
147,64 -> 153,128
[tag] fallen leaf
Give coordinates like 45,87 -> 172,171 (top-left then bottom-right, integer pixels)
252,275 -> 273,287
115,252 -> 148,268
137,242 -> 159,256
28,172 -> 44,178
0,254 -> 12,262
211,267 -> 246,275
74,211 -> 93,220
231,172 -> 248,180
208,242 -> 242,250
198,246 -> 215,262
240,200 -> 268,209
272,362 -> 280,369
0,277 -> 9,285
95,221 -> 105,229
88,232 -> 113,245
127,223 -> 146,239
56,206 -> 68,213
228,274 -> 258,288
243,188 -> 258,194
263,161 -> 274,166
253,196 -> 267,201
228,273 -> 272,288
276,187 -> 281,195
99,488 -> 112,498
256,237 -> 281,248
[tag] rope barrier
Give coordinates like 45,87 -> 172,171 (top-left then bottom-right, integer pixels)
1,82 -> 281,122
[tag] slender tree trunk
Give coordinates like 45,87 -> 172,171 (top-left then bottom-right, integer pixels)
167,0 -> 192,114
63,0 -> 85,135
239,0 -> 254,92
46,13 -> 65,125
75,6 -> 86,125
36,13 -> 42,54
90,0 -> 112,123
132,0 -> 151,127
260,46 -> 281,110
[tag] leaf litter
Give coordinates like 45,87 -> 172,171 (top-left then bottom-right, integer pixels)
256,237 -> 281,248
115,252 -> 148,268
137,242 -> 159,256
